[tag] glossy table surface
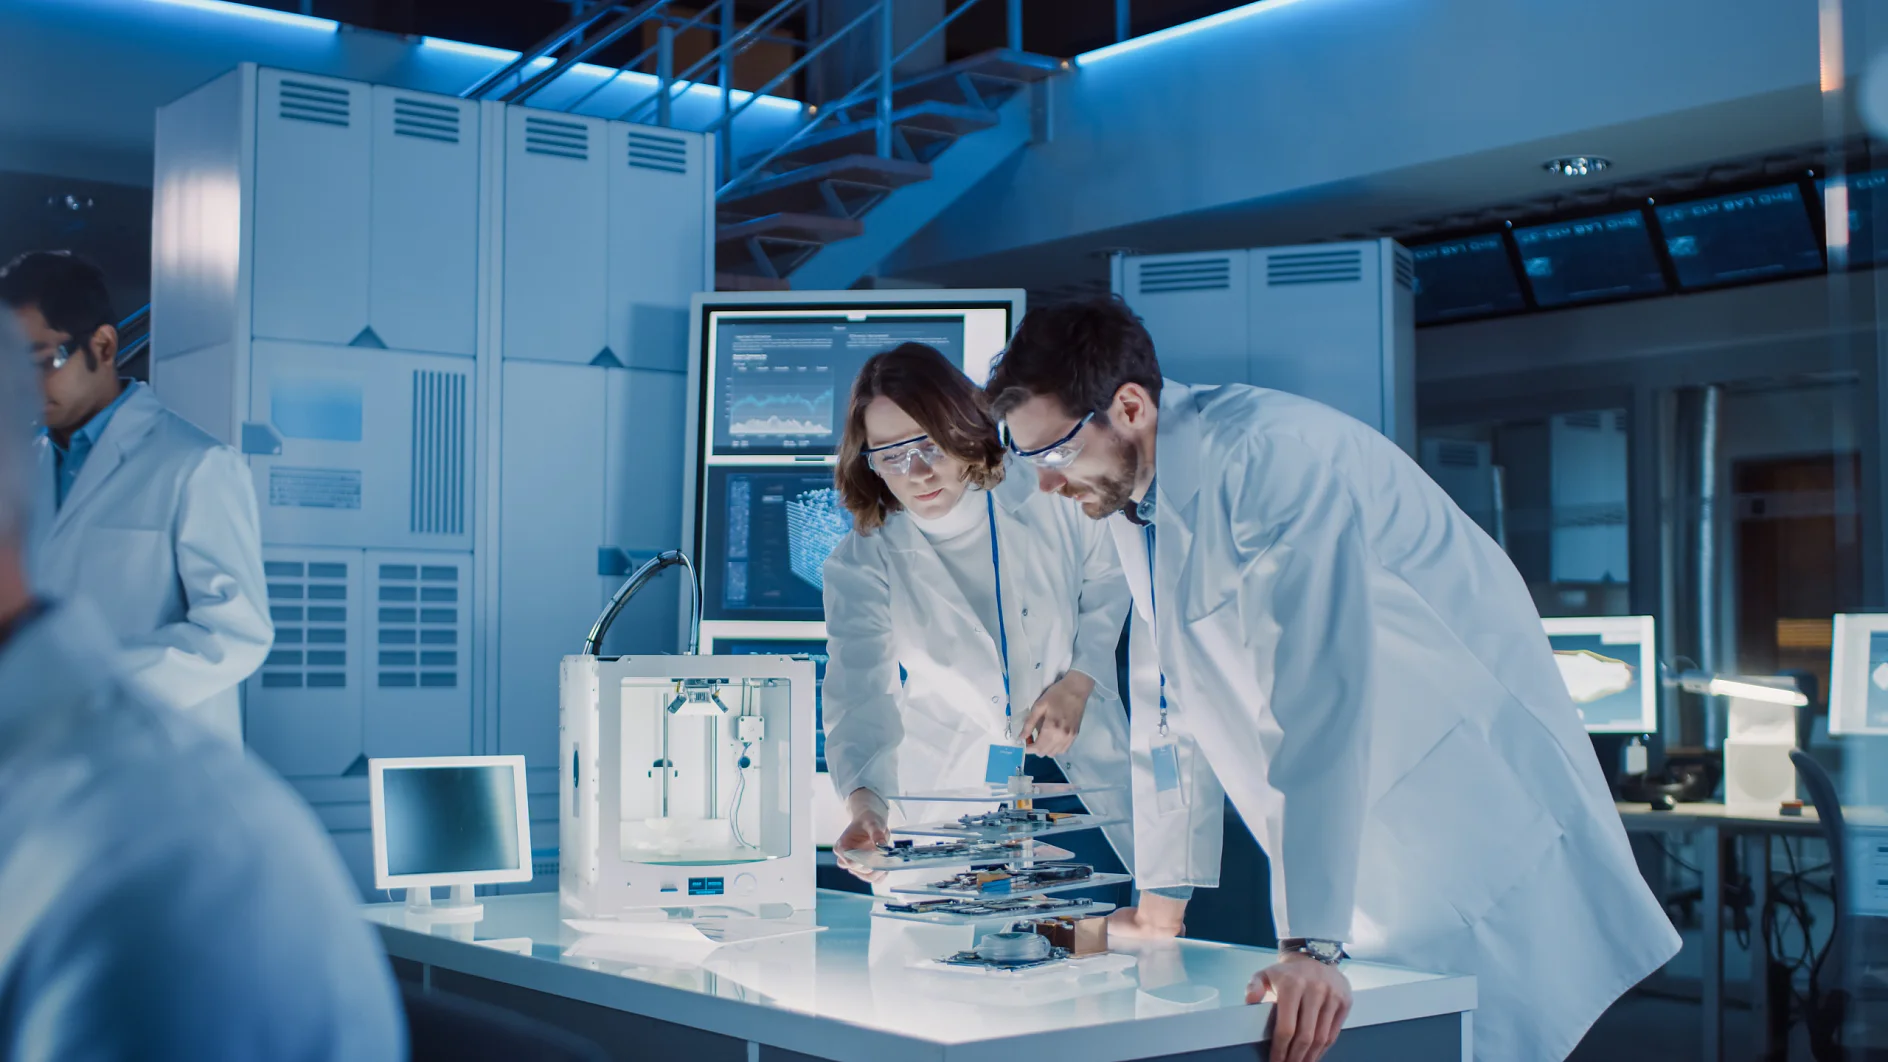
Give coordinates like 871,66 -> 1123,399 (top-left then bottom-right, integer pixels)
366,890 -> 1475,1062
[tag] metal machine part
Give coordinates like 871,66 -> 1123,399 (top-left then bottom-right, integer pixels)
840,839 -> 1076,872
894,807 -> 1115,842
938,929 -> 1068,971
878,895 -> 1109,919
585,550 -> 702,656
923,862 -> 1093,897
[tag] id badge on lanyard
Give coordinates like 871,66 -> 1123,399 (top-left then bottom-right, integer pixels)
1145,521 -> 1187,811
982,492 -> 1026,785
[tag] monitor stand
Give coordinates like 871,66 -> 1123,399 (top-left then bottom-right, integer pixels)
405,884 -> 483,922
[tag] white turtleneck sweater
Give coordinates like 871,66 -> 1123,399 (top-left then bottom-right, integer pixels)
906,486 -> 1002,649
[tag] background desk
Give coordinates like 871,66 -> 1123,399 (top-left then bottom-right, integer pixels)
1617,802 -> 1825,1062
365,891 -> 1476,1062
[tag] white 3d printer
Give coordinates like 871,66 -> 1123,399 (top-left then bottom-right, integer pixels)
561,552 -> 817,920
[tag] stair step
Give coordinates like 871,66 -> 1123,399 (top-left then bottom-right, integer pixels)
716,212 -> 865,247
887,48 -> 1066,108
745,101 -> 1002,171
715,272 -> 792,292
719,154 -> 932,218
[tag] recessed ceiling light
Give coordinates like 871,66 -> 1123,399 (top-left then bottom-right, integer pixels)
1544,156 -> 1612,178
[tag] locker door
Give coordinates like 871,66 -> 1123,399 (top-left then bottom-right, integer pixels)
1121,252 -> 1250,385
253,69 -> 371,346
607,125 -> 706,373
246,547 -> 365,779
502,109 -> 609,365
364,549 -> 473,757
249,342 -> 474,552
369,88 -> 480,356
600,367 -> 687,654
498,361 -> 608,770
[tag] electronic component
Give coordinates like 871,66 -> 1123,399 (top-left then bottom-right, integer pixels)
1022,915 -> 1108,957
894,807 -> 1116,842
937,930 -> 1069,972
839,839 -> 1075,872
923,862 -> 1094,897
878,895 -> 1109,920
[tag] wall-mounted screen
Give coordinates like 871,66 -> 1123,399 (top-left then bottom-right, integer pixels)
705,306 -> 1012,458
1825,170 -> 1888,269
1655,184 -> 1823,290
1410,233 -> 1527,324
701,466 -> 852,622
1513,211 -> 1667,308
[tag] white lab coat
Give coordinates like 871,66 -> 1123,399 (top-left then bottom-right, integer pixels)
823,460 -> 1193,881
1116,381 -> 1680,1062
28,385 -> 272,744
0,599 -> 404,1061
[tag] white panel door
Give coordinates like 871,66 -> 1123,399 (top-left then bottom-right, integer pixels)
1122,252 -> 1250,385
607,124 -> 706,373
246,547 -> 365,779
600,367 -> 687,655
369,87 -> 481,356
502,109 -> 609,365
248,342 -> 474,552
364,549 -> 473,757
1247,243 -> 1387,431
253,69 -> 371,346
499,361 -> 608,770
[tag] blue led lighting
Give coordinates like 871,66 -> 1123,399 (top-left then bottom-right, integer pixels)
147,0 -> 338,32
1077,0 -> 1323,65
416,38 -> 802,112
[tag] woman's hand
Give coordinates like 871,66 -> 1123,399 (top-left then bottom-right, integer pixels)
832,789 -> 891,883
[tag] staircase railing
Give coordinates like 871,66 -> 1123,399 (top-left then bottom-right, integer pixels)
697,0 -> 1026,198
114,303 -> 150,370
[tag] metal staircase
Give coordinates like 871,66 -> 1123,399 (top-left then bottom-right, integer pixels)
463,0 -> 1067,291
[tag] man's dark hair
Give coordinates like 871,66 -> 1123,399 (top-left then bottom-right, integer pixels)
986,294 -> 1163,421
0,251 -> 115,344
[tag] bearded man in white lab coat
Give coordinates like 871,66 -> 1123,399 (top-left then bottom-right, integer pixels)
0,252 -> 271,744
988,295 -> 1679,1062
0,313 -> 405,1060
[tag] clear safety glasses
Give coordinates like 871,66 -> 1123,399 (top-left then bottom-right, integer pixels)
1005,411 -> 1094,470
864,434 -> 947,477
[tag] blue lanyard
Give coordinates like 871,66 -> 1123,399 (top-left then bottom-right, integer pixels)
985,493 -> 1014,735
1144,522 -> 1169,736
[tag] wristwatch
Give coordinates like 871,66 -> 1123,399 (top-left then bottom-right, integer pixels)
1278,938 -> 1348,966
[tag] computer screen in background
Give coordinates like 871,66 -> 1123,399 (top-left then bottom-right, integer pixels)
1513,211 -> 1667,308
1543,615 -> 1659,734
1655,184 -> 1824,290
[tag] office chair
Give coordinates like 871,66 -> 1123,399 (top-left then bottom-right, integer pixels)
1790,749 -> 1853,1062
402,984 -> 612,1062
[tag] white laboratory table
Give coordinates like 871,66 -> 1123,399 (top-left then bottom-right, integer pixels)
365,890 -> 1476,1062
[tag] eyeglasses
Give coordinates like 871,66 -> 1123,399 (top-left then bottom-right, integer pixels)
1006,411 -> 1094,470
863,434 -> 946,477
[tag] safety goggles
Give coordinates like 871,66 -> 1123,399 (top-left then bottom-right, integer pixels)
1005,411 -> 1094,470
31,341 -> 81,376
863,434 -> 946,477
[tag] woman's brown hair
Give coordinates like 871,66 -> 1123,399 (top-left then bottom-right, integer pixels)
834,342 -> 1005,533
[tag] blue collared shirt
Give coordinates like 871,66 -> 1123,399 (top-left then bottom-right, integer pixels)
1134,475 -> 1158,526
49,382 -> 137,509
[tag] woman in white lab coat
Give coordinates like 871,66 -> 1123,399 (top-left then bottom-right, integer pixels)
820,342 -> 1143,880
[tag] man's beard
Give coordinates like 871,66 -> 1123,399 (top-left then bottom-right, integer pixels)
1060,440 -> 1140,520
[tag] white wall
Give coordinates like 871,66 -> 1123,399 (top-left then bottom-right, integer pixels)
0,0 -> 807,186
887,0 -> 1820,282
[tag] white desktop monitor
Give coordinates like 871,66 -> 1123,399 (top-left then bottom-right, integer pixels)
1542,615 -> 1659,734
1830,614 -> 1888,736
369,755 -> 533,891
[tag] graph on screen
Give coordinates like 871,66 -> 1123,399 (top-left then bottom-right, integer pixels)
728,373 -> 835,438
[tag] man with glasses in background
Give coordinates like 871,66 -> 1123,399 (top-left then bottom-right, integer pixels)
0,251 -> 270,744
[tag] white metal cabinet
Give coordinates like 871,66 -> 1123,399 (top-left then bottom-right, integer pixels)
607,125 -> 707,372
1119,252 -> 1251,385
502,109 -> 610,365
364,549 -> 473,758
497,360 -> 609,770
253,70 -> 371,347
247,342 -> 474,551
246,547 -> 366,779
369,87 -> 481,356
600,367 -> 687,655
